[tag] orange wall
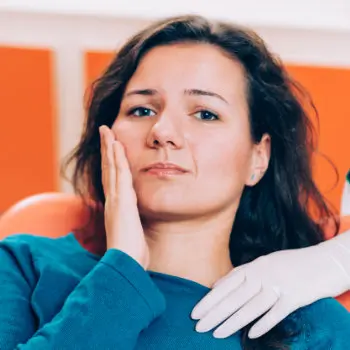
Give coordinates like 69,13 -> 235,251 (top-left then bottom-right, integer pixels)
286,65 -> 350,211
84,51 -> 115,87
85,51 -> 350,211
0,47 -> 57,212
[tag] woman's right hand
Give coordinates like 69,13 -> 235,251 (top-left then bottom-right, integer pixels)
99,125 -> 150,269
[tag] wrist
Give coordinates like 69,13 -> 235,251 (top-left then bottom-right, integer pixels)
106,242 -> 149,270
318,240 -> 350,293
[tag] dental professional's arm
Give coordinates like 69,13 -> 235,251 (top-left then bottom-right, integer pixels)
192,228 -> 350,339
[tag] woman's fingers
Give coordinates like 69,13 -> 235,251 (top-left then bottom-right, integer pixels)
248,298 -> 292,339
100,125 -> 117,197
195,278 -> 260,333
191,268 -> 246,320
213,289 -> 279,338
99,126 -> 148,267
99,127 -> 107,190
112,139 -> 133,187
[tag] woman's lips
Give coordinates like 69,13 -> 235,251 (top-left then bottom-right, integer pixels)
146,168 -> 187,176
142,162 -> 190,177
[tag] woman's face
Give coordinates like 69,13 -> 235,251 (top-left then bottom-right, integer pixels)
112,43 -> 270,220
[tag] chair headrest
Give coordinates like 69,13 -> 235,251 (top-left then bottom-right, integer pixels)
0,192 -> 94,240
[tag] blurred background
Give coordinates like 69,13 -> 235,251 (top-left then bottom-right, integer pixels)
0,0 -> 349,214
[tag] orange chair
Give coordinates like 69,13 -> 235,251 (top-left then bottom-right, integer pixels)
0,192 -> 94,240
0,193 -> 350,309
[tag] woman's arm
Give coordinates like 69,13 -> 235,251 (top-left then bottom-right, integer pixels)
192,229 -> 350,339
0,126 -> 164,349
0,243 -> 165,350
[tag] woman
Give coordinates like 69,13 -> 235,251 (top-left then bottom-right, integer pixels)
0,15 -> 349,349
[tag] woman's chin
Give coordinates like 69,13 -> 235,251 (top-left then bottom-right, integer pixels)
137,198 -> 218,223
135,186 -> 187,211
138,200 -> 188,221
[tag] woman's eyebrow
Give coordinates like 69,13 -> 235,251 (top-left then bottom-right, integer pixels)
184,89 -> 228,104
124,89 -> 159,98
124,88 -> 228,105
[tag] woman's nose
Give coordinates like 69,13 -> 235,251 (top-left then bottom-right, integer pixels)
146,115 -> 185,150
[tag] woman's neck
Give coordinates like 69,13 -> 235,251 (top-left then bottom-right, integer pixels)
143,215 -> 234,288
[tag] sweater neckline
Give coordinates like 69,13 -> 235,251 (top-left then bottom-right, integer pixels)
66,232 -> 212,293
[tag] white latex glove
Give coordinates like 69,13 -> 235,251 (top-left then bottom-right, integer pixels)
191,230 -> 350,339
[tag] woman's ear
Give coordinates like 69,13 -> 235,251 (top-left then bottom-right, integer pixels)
246,134 -> 271,186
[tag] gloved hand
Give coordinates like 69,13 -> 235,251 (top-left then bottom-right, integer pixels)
191,230 -> 350,339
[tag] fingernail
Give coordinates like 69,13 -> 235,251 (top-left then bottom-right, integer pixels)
213,330 -> 226,339
191,308 -> 202,320
195,321 -> 209,333
191,304 -> 210,320
248,329 -> 260,339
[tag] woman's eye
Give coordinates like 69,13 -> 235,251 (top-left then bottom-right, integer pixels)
129,107 -> 156,117
193,110 -> 219,121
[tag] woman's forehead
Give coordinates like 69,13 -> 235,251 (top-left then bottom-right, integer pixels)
125,44 -> 247,102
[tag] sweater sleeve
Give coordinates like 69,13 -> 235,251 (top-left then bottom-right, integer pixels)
0,242 -> 166,350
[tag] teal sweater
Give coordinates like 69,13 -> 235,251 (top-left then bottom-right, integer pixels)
0,233 -> 349,349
